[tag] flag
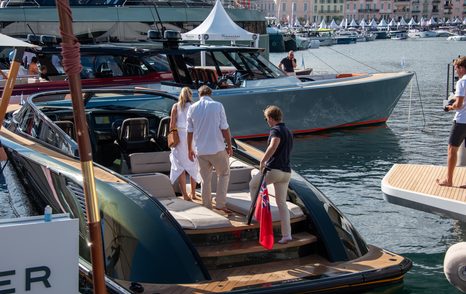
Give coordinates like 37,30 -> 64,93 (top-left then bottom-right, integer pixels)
254,179 -> 274,250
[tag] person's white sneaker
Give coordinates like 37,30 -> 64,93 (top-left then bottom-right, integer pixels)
277,236 -> 292,244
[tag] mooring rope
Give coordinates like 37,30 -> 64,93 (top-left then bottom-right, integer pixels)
414,71 -> 427,130
307,50 -> 339,73
325,46 -> 381,73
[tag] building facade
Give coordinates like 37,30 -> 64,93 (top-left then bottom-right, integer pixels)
254,0 -> 465,23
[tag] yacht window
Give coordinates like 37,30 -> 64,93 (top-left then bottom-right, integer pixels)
143,54 -> 170,72
94,55 -> 124,78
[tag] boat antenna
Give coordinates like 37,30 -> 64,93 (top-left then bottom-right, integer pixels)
26,24 -> 36,36
55,0 -> 107,293
149,0 -> 165,36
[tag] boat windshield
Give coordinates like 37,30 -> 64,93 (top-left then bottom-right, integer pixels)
142,54 -> 171,72
213,51 -> 285,79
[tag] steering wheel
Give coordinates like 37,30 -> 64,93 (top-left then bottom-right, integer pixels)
217,71 -> 249,88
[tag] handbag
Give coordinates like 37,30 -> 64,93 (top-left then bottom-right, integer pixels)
167,128 -> 179,148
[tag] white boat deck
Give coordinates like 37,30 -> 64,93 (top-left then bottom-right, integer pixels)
382,164 -> 466,221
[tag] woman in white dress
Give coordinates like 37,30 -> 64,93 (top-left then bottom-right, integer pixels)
169,87 -> 201,201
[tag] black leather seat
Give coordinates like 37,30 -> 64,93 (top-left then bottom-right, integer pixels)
55,120 -> 75,140
155,116 -> 170,150
114,118 -> 153,165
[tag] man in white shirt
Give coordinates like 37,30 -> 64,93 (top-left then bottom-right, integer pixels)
187,85 -> 233,212
438,56 -> 466,187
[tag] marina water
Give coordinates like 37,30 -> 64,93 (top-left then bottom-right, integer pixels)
0,38 -> 465,293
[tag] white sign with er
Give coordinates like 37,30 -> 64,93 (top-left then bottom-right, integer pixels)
0,214 -> 78,294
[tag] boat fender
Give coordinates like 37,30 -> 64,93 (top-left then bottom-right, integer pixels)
457,140 -> 466,167
444,242 -> 466,292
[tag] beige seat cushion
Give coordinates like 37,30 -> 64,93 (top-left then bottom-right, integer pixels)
211,166 -> 253,192
226,191 -> 304,222
127,173 -> 231,229
159,199 -> 231,229
129,151 -> 171,174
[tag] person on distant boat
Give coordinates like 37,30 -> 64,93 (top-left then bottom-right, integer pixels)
187,85 -> 233,214
278,50 -> 297,76
28,57 -> 39,76
249,105 -> 293,244
437,56 -> 466,187
169,87 -> 201,201
39,65 -> 50,81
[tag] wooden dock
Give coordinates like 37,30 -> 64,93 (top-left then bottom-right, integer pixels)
382,164 -> 466,221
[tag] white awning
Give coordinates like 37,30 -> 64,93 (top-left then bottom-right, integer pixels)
319,19 -> 327,29
329,19 -> 339,29
378,18 -> 388,27
181,0 -> 256,42
399,17 -> 408,26
0,33 -> 38,48
349,18 -> 358,27
359,19 -> 367,28
369,19 -> 378,28
408,18 -> 417,26
388,19 -> 397,27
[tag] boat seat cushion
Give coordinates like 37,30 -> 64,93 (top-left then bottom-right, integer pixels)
159,198 -> 231,229
129,151 -> 171,174
225,191 -> 304,222
211,165 -> 254,192
127,173 -> 231,229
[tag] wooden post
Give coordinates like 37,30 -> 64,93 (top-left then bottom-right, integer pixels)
55,0 -> 107,292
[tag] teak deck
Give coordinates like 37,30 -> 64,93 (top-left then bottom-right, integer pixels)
382,164 -> 466,221
116,245 -> 404,293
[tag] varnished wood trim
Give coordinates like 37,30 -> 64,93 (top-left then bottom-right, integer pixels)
196,232 -> 317,257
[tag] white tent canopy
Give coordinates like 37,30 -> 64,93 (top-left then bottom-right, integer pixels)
420,17 -> 427,26
454,17 -> 461,24
349,18 -> 358,27
428,17 -> 437,26
359,19 -> 367,28
294,18 -> 301,27
369,19 -> 378,28
329,19 -> 339,29
181,0 -> 257,44
378,18 -> 388,27
388,19 -> 397,27
0,33 -> 38,48
339,18 -> 348,29
463,17 -> 466,25
408,17 -> 417,26
319,19 -> 327,29
398,17 -> 408,26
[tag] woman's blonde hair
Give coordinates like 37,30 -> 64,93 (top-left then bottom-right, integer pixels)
178,87 -> 193,109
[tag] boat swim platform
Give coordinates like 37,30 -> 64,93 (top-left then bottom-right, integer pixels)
382,164 -> 466,222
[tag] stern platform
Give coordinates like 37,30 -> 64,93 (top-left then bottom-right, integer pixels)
382,164 -> 466,221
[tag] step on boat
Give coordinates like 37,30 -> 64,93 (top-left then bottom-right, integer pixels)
151,31 -> 414,138
1,88 -> 411,293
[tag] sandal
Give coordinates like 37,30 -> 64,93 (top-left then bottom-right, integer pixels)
216,207 -> 233,214
189,193 -> 200,201
183,195 -> 193,202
